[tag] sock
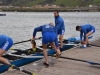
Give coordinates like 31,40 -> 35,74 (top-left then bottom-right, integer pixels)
84,45 -> 86,47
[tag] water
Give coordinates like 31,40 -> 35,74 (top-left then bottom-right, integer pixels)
0,12 -> 100,49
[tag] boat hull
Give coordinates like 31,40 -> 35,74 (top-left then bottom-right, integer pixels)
0,45 -> 74,73
0,14 -> 6,16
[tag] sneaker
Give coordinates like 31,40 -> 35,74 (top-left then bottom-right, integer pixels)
87,44 -> 91,47
80,46 -> 86,49
43,62 -> 49,67
60,48 -> 63,52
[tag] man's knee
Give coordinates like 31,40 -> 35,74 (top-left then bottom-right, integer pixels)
42,44 -> 47,49
0,50 -> 6,56
86,34 -> 88,38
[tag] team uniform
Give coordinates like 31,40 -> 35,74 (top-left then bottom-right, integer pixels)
0,35 -> 13,51
33,24 -> 59,47
55,15 -> 65,35
80,24 -> 95,41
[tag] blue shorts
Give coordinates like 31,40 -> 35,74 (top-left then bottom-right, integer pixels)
0,38 -> 13,51
90,27 -> 95,33
42,32 -> 56,44
58,30 -> 65,35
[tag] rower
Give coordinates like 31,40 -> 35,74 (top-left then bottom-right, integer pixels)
31,22 -> 61,67
76,24 -> 95,48
54,10 -> 65,50
0,34 -> 13,71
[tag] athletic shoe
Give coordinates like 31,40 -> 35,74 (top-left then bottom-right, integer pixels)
87,44 -> 91,47
60,48 -> 63,52
43,62 -> 49,67
80,46 -> 86,49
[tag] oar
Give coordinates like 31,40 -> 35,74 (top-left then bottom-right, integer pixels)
6,53 -> 44,58
10,48 -> 43,55
7,64 -> 36,75
90,44 -> 100,47
14,39 -> 31,45
13,37 -> 42,45
55,56 -> 100,65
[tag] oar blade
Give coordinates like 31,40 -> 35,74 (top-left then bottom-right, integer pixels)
87,61 -> 100,65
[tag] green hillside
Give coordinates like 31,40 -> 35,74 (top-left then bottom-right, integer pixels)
53,0 -> 80,7
0,0 -> 100,7
53,0 -> 100,7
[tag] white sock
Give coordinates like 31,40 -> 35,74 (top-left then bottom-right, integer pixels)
84,45 -> 86,47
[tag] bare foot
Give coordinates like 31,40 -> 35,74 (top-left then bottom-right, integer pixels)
8,67 -> 13,71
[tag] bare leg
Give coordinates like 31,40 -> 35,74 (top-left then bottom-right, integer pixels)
0,49 -> 12,71
0,50 -> 10,65
87,41 -> 90,44
50,42 -> 61,56
49,43 -> 54,49
42,44 -> 48,64
84,32 -> 92,45
59,35 -> 64,48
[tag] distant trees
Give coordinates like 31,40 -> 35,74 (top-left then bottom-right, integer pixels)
0,0 -> 17,5
46,0 -> 55,4
0,0 -> 99,7
79,0 -> 93,6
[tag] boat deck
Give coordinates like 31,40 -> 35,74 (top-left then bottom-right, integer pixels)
2,39 -> 100,75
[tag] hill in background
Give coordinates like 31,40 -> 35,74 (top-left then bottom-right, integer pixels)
0,0 -> 100,7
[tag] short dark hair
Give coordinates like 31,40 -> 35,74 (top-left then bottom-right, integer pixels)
76,26 -> 81,30
54,10 -> 59,13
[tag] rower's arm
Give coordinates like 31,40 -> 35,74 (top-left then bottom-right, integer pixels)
80,31 -> 83,41
83,30 -> 87,41
33,26 -> 42,37
55,36 -> 59,47
55,20 -> 62,33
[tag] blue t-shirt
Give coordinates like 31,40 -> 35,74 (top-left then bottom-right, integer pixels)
55,15 -> 65,34
0,34 -> 9,46
80,24 -> 95,40
33,24 -> 59,47
33,24 -> 56,36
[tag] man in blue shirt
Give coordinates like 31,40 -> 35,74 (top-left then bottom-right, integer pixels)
0,34 -> 13,71
31,22 -> 61,66
54,10 -> 65,49
76,24 -> 95,48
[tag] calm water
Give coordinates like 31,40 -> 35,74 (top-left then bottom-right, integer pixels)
0,12 -> 100,49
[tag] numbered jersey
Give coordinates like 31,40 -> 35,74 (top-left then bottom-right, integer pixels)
42,24 -> 56,33
33,24 -> 56,37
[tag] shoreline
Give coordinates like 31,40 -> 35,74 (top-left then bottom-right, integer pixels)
0,7 -> 100,12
